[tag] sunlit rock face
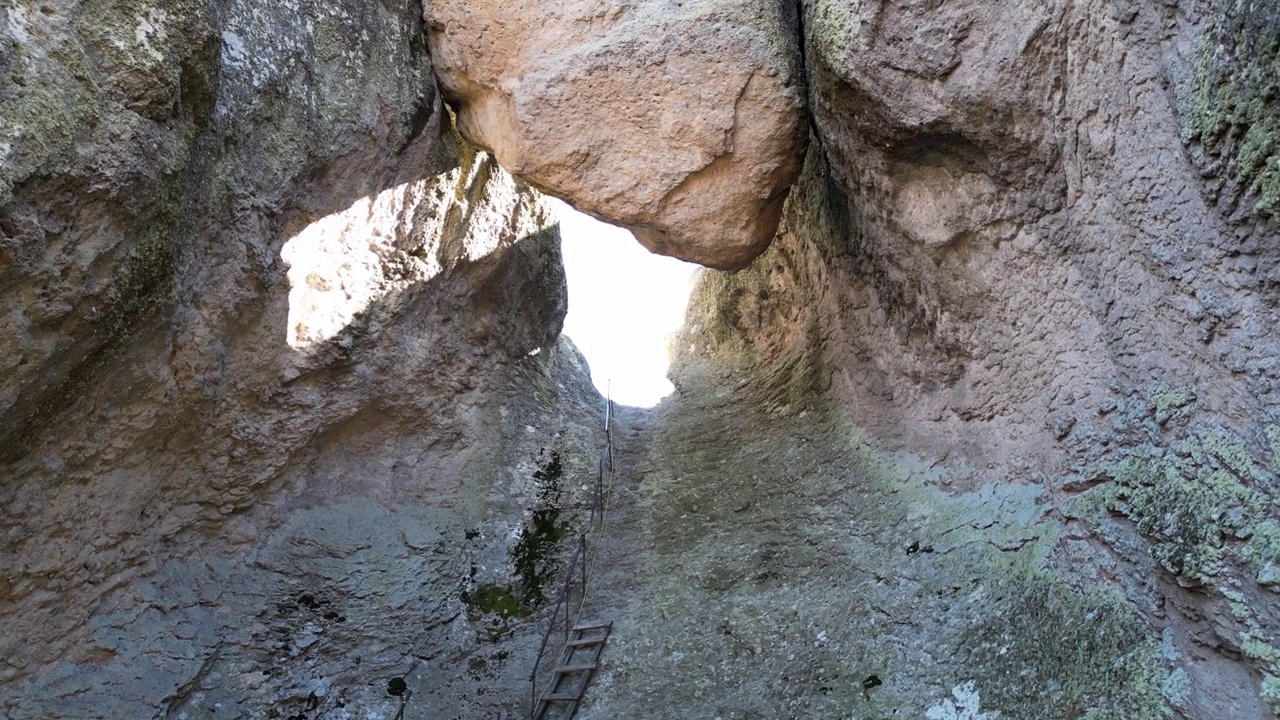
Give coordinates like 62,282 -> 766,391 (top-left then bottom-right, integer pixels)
425,0 -> 808,269
577,1 -> 1280,718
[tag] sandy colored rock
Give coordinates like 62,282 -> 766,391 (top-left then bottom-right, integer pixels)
425,0 -> 807,269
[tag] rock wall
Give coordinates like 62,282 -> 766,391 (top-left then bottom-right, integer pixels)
585,0 -> 1280,717
425,0 -> 808,269
1,2 -> 605,718
6,0 -> 1280,718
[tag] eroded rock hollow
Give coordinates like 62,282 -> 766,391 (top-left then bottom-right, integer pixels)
4,0 -> 1280,719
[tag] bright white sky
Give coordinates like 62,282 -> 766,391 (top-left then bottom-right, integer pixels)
553,199 -> 700,408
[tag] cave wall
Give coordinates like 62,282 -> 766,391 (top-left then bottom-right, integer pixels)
1,1 -> 605,718
626,0 -> 1280,717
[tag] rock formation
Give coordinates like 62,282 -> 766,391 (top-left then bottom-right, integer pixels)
579,0 -> 1280,717
425,0 -> 808,269
4,0 -> 1280,718
1,2 -> 601,717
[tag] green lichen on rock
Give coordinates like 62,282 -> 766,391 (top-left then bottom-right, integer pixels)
598,374 -> 1170,719
1262,674 -> 1280,714
1,0 -> 213,203
1245,520 -> 1280,574
1185,0 -> 1280,215
1102,432 -> 1266,582
1150,385 -> 1196,426
1242,633 -> 1280,663
511,450 -> 570,607
1089,414 -> 1280,718
959,570 -> 1165,720
1266,424 -> 1280,474
0,39 -> 101,204
1185,428 -> 1266,484
804,0 -> 866,80
1245,617 -> 1280,712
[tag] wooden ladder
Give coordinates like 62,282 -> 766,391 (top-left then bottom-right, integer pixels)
532,621 -> 612,720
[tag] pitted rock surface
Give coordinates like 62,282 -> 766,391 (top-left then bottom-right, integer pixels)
425,0 -> 807,269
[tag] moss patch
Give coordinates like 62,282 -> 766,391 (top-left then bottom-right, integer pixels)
464,450 -> 572,642
467,585 -> 523,618
1185,0 -> 1280,215
512,450 -> 570,607
463,584 -> 526,641
959,570 -> 1164,720
1103,438 -> 1265,583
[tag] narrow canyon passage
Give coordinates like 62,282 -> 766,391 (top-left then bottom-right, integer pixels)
6,0 -> 1280,717
574,350 -> 1154,719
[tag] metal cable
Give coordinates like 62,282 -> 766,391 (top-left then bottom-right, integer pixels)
528,390 -> 617,719
377,390 -> 618,720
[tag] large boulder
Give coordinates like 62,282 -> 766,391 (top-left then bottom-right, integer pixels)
426,0 -> 808,269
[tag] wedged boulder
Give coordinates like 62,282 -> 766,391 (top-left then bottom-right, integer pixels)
426,0 -> 807,269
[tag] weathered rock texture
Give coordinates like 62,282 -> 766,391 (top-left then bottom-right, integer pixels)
0,2 -> 605,718
7,0 -> 1280,718
425,0 -> 808,269
569,0 -> 1280,717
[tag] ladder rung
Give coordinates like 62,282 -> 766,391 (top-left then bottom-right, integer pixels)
543,692 -> 581,701
564,637 -> 603,648
553,662 -> 597,673
573,621 -> 613,631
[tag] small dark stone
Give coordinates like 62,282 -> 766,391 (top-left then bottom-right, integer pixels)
862,674 -> 882,690
387,677 -> 408,696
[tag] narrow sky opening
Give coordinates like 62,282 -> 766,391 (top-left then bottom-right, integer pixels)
553,199 -> 700,408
